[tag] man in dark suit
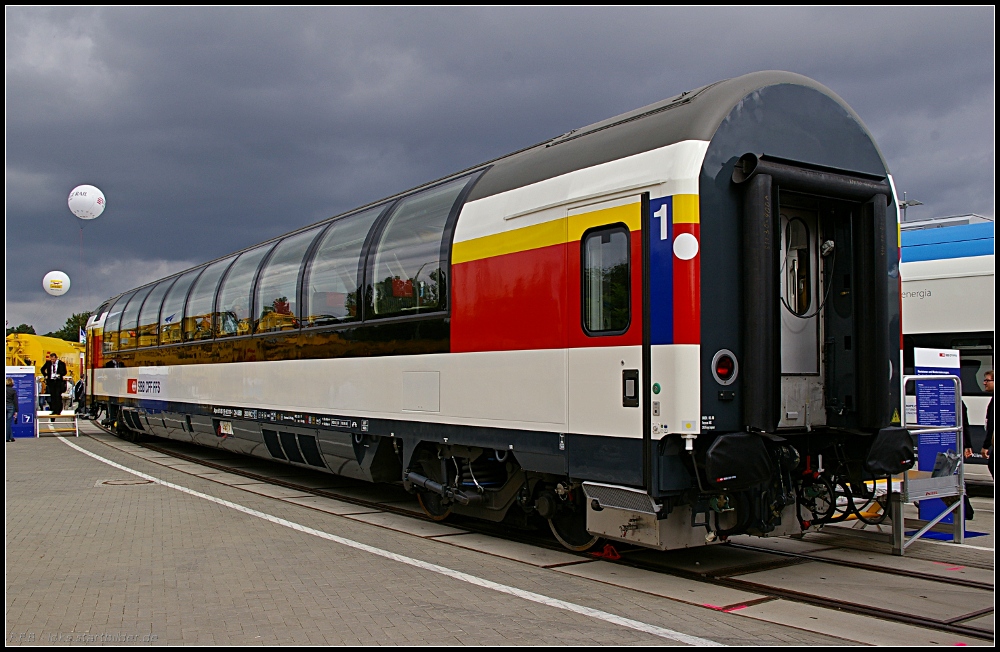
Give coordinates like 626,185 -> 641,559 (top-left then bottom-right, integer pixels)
40,353 -> 67,416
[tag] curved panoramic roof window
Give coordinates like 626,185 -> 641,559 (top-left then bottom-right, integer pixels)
303,206 -> 384,327
184,255 -> 237,342
117,285 -> 154,350
136,278 -> 176,347
255,227 -> 323,333
371,178 -> 467,317
102,291 -> 136,354
216,245 -> 273,339
159,268 -> 202,346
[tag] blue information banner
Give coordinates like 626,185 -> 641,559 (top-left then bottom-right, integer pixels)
6,366 -> 38,439
912,348 -> 962,523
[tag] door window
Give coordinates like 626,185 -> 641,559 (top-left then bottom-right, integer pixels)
582,225 -> 630,334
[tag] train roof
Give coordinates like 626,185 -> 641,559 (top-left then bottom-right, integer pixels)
467,70 -> 878,202
901,222 -> 996,263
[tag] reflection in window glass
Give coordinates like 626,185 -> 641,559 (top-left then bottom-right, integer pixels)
372,178 -> 465,316
304,207 -> 382,326
183,256 -> 236,342
117,285 -> 153,350
159,269 -> 201,345
583,227 -> 630,334
103,292 -> 136,354
784,218 -> 812,315
255,228 -> 320,333
216,245 -> 272,338
137,279 -> 175,347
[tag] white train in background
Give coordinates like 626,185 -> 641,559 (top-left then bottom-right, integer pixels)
900,218 -> 995,483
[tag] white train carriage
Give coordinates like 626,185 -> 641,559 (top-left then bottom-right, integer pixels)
900,222 -> 994,484
86,71 -> 909,551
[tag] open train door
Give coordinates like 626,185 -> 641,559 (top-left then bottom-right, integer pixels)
733,154 -> 897,433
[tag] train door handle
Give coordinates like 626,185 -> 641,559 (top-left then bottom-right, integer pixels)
623,369 -> 639,407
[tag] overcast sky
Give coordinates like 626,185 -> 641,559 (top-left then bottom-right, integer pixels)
5,6 -> 995,335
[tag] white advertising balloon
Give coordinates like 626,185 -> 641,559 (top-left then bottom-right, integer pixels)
43,271 -> 71,296
68,184 -> 106,220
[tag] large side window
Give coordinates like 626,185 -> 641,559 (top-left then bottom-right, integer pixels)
183,256 -> 236,342
371,178 -> 466,317
255,227 -> 322,333
582,225 -> 630,335
136,278 -> 175,347
102,292 -> 135,354
216,245 -> 273,338
303,206 -> 383,327
159,269 -> 202,345
117,285 -> 153,350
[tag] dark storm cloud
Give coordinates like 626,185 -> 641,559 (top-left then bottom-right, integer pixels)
5,6 -> 994,333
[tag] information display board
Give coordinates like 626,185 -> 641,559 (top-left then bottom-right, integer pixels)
913,348 -> 963,523
5,366 -> 38,439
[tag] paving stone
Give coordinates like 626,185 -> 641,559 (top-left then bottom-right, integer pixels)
3,431 -> 910,646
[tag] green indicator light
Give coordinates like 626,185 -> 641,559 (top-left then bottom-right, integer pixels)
652,383 -> 661,394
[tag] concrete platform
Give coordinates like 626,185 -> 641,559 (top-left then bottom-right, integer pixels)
733,561 -> 990,623
738,598 -> 987,646
555,560 -> 765,609
5,426 -> 993,645
344,511 -> 466,538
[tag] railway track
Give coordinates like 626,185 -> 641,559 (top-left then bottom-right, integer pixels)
89,425 -> 994,642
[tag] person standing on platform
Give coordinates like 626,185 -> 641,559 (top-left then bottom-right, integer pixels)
982,370 -> 994,479
36,375 -> 46,412
40,353 -> 67,416
6,378 -> 17,442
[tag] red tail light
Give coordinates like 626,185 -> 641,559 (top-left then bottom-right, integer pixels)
716,355 -> 735,380
711,349 -> 739,385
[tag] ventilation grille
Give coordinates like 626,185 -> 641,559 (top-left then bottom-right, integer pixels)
279,431 -> 305,464
262,429 -> 286,460
297,434 -> 326,468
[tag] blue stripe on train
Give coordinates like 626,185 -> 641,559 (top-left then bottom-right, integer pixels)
901,223 -> 994,262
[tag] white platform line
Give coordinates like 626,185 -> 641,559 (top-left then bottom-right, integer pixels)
59,437 -> 719,646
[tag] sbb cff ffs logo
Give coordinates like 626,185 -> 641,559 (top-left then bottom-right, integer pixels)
127,379 -> 161,395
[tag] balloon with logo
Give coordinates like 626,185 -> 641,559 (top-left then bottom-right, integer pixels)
43,271 -> 71,296
68,184 -> 106,220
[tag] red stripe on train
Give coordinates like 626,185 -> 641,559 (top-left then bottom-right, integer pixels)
672,223 -> 700,344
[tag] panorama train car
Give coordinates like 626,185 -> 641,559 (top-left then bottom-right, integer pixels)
86,71 -> 910,551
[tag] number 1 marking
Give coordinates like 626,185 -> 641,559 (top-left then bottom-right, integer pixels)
653,204 -> 669,240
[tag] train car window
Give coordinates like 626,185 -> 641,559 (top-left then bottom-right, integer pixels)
303,206 -> 383,327
158,268 -> 202,346
216,245 -> 273,338
582,225 -> 630,335
102,291 -> 136,354
255,227 -> 322,333
903,332 -> 993,397
136,278 -> 176,347
117,284 -> 154,350
183,255 -> 237,342
371,178 -> 466,317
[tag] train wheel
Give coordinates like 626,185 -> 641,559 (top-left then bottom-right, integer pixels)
548,513 -> 600,552
417,491 -> 452,521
